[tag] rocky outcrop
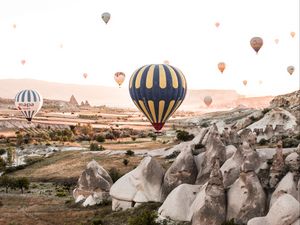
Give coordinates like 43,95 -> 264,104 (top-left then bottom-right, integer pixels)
227,151 -> 266,224
196,131 -> 226,185
221,145 -> 243,188
69,95 -> 79,106
285,152 -> 300,174
270,172 -> 297,207
110,156 -> 165,211
269,141 -> 286,189
248,193 -> 300,225
270,90 -> 300,110
162,149 -> 198,199
192,159 -> 226,225
158,184 -> 202,221
73,160 -> 113,206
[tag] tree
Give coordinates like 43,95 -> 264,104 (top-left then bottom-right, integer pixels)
0,175 -> 14,193
15,177 -> 30,194
0,157 -> 6,171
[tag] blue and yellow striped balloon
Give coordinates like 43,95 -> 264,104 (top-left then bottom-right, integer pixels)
129,64 -> 187,131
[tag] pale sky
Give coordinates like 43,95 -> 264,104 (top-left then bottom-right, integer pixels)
0,0 -> 299,97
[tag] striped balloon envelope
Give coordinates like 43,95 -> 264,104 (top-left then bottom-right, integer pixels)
15,89 -> 43,122
129,64 -> 187,131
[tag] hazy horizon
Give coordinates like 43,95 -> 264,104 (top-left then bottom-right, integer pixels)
0,0 -> 299,98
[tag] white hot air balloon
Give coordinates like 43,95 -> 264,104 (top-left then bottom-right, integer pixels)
15,89 -> 43,122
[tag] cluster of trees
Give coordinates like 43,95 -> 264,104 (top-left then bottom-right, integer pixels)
0,176 -> 30,194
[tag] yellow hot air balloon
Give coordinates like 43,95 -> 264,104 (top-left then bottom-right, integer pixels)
114,72 -> 125,87
274,39 -> 279,44
101,12 -> 111,24
287,66 -> 295,75
218,62 -> 226,73
204,96 -> 212,107
250,37 -> 263,54
290,32 -> 296,38
243,80 -> 248,86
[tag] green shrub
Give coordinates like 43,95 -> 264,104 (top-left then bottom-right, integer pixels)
95,135 -> 105,143
0,149 -> 6,155
176,130 -> 194,142
200,122 -> 209,128
282,138 -> 300,148
0,158 -> 6,171
194,143 -> 205,149
109,168 -> 123,183
222,219 -> 239,225
90,143 -> 105,151
123,159 -> 129,166
126,150 -> 135,156
56,191 -> 67,197
128,210 -> 160,225
15,177 -> 30,194
262,108 -> 271,114
258,138 -> 268,146
165,151 -> 180,159
131,136 -> 137,141
91,218 -> 104,225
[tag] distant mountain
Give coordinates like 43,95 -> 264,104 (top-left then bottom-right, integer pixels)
0,79 -> 273,109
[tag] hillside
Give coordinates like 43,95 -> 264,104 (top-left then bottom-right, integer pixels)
0,79 -> 273,109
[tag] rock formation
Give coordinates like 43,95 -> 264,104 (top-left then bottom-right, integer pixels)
110,156 -> 165,211
69,95 -> 79,106
248,193 -> 300,225
162,149 -> 198,199
269,141 -> 286,189
226,149 -> 266,224
73,160 -> 113,206
192,159 -> 226,225
196,130 -> 226,185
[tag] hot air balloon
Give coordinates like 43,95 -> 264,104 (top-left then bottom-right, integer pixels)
163,60 -> 170,65
12,24 -> 16,29
83,73 -> 88,79
204,96 -> 212,107
101,12 -> 111,24
114,72 -> 125,87
287,66 -> 295,75
258,80 -> 263,85
129,64 -> 187,131
275,39 -> 279,44
15,89 -> 43,122
215,22 -> 220,28
59,43 -> 63,48
21,60 -> 26,65
243,80 -> 248,86
250,37 -> 263,54
290,32 -> 296,38
218,62 -> 226,73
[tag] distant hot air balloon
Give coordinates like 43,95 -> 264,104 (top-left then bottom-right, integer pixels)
83,73 -> 88,79
258,80 -> 263,85
215,22 -> 220,28
250,37 -> 263,54
204,96 -> 212,107
101,12 -> 111,24
12,24 -> 16,29
290,32 -> 296,38
163,60 -> 170,65
114,72 -> 125,87
287,66 -> 295,75
59,43 -> 63,48
275,39 -> 279,44
218,62 -> 226,73
243,80 -> 248,86
15,89 -> 43,122
129,64 -> 187,131
21,60 -> 26,65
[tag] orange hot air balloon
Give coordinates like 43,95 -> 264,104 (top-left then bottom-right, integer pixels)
83,73 -> 88,79
21,60 -> 26,65
114,72 -> 125,87
243,80 -> 248,86
215,22 -> 220,28
204,96 -> 213,107
250,37 -> 263,54
290,32 -> 296,38
274,39 -> 279,44
218,62 -> 226,73
163,60 -> 170,65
